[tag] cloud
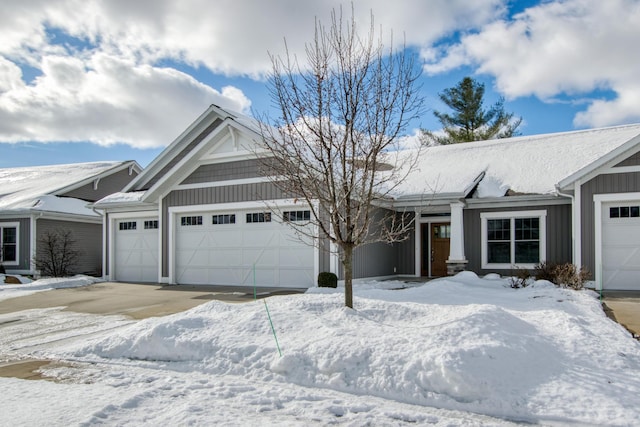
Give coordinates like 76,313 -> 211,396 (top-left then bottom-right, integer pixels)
0,0 -> 505,148
424,0 -> 640,128
0,53 -> 251,148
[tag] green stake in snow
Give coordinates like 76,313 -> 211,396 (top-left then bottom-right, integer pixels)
254,263 -> 282,357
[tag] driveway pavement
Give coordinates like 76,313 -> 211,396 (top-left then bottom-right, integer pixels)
0,281 -> 306,319
602,291 -> 640,338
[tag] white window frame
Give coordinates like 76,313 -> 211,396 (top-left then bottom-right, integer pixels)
0,222 -> 20,266
481,210 -> 547,269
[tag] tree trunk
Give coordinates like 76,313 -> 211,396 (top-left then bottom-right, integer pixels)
343,245 -> 354,308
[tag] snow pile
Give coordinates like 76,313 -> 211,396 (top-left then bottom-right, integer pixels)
0,275 -> 100,301
31,195 -> 99,216
393,123 -> 640,197
58,272 -> 640,425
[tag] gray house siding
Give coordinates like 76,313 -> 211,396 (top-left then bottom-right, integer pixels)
161,182 -> 288,277
614,151 -> 640,167
143,118 -> 223,190
580,171 -> 640,276
36,219 -> 102,275
181,159 -> 265,184
0,218 -> 30,271
62,168 -> 138,201
464,203 -> 572,275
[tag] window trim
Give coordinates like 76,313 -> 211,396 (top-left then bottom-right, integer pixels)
0,222 -> 20,266
480,210 -> 546,269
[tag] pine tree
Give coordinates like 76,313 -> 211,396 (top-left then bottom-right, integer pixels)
422,77 -> 522,145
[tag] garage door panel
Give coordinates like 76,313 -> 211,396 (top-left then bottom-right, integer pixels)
602,202 -> 640,290
114,218 -> 159,283
175,209 -> 314,287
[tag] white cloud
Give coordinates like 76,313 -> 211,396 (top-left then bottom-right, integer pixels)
0,53 -> 251,148
424,0 -> 640,128
0,0 -> 506,148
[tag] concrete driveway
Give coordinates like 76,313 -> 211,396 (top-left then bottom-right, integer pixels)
602,291 -> 640,338
0,282 -> 306,319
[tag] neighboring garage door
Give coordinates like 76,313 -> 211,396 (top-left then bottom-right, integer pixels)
175,209 -> 314,287
602,202 -> 640,290
114,218 -> 159,283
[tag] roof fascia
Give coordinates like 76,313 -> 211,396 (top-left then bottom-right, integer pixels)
124,105 -> 228,192
557,133 -> 640,190
141,117 -> 257,203
53,160 -> 141,196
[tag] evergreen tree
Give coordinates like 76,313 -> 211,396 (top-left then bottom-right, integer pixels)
422,77 -> 522,145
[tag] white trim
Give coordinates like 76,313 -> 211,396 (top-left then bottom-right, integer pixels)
416,215 -> 452,277
167,200 -> 316,285
30,215 -> 37,273
175,176 -> 277,191
0,221 -> 20,266
480,210 -> 547,270
593,192 -> 640,290
108,211 -> 159,283
102,212 -> 108,280
603,165 -> 640,175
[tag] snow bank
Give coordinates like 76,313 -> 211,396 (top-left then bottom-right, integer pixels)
59,272 -> 640,425
0,275 -> 100,301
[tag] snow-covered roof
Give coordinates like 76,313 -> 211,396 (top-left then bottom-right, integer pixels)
94,191 -> 147,206
394,123 -> 640,199
0,161 -> 129,215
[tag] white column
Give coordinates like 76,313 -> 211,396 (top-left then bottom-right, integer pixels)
448,201 -> 466,261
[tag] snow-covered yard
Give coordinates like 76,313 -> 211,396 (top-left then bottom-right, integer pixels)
1,272 -> 639,426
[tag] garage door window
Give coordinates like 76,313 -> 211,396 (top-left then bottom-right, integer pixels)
284,210 -> 311,222
119,221 -> 137,230
144,220 -> 159,229
181,216 -> 203,226
610,206 -> 640,218
212,214 -> 235,225
246,212 -> 271,223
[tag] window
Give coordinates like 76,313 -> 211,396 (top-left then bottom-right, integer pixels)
119,221 -> 137,230
246,212 -> 271,223
481,211 -> 546,268
0,223 -> 18,265
283,210 -> 311,222
212,214 -> 235,225
610,205 -> 640,218
144,220 -> 158,229
181,216 -> 203,226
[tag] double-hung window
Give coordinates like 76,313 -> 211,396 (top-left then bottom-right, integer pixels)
0,223 -> 19,266
481,211 -> 546,268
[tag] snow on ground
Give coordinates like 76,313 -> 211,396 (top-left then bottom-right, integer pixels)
2,272 -> 640,426
0,275 -> 100,301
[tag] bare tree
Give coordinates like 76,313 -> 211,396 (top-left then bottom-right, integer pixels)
35,229 -> 80,277
258,8 -> 424,308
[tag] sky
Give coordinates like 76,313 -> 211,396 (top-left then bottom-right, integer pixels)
1,0 -> 639,168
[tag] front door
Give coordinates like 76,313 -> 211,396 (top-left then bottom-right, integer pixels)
421,223 -> 451,277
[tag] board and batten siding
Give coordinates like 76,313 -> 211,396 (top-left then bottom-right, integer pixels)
36,219 -> 102,275
161,182 -> 290,277
580,171 -> 640,276
463,203 -> 572,276
0,218 -> 30,271
62,168 -> 138,202
142,118 -> 223,190
181,159 -> 266,184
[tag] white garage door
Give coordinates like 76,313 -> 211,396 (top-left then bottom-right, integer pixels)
602,202 -> 640,290
114,218 -> 159,283
174,209 -> 314,287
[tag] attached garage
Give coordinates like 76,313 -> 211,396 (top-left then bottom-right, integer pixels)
113,217 -> 159,283
172,208 -> 315,287
600,201 -> 640,290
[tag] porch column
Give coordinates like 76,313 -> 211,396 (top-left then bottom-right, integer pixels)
446,201 -> 468,275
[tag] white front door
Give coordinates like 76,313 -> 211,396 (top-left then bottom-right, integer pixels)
601,201 -> 640,290
174,209 -> 314,287
114,218 -> 159,283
